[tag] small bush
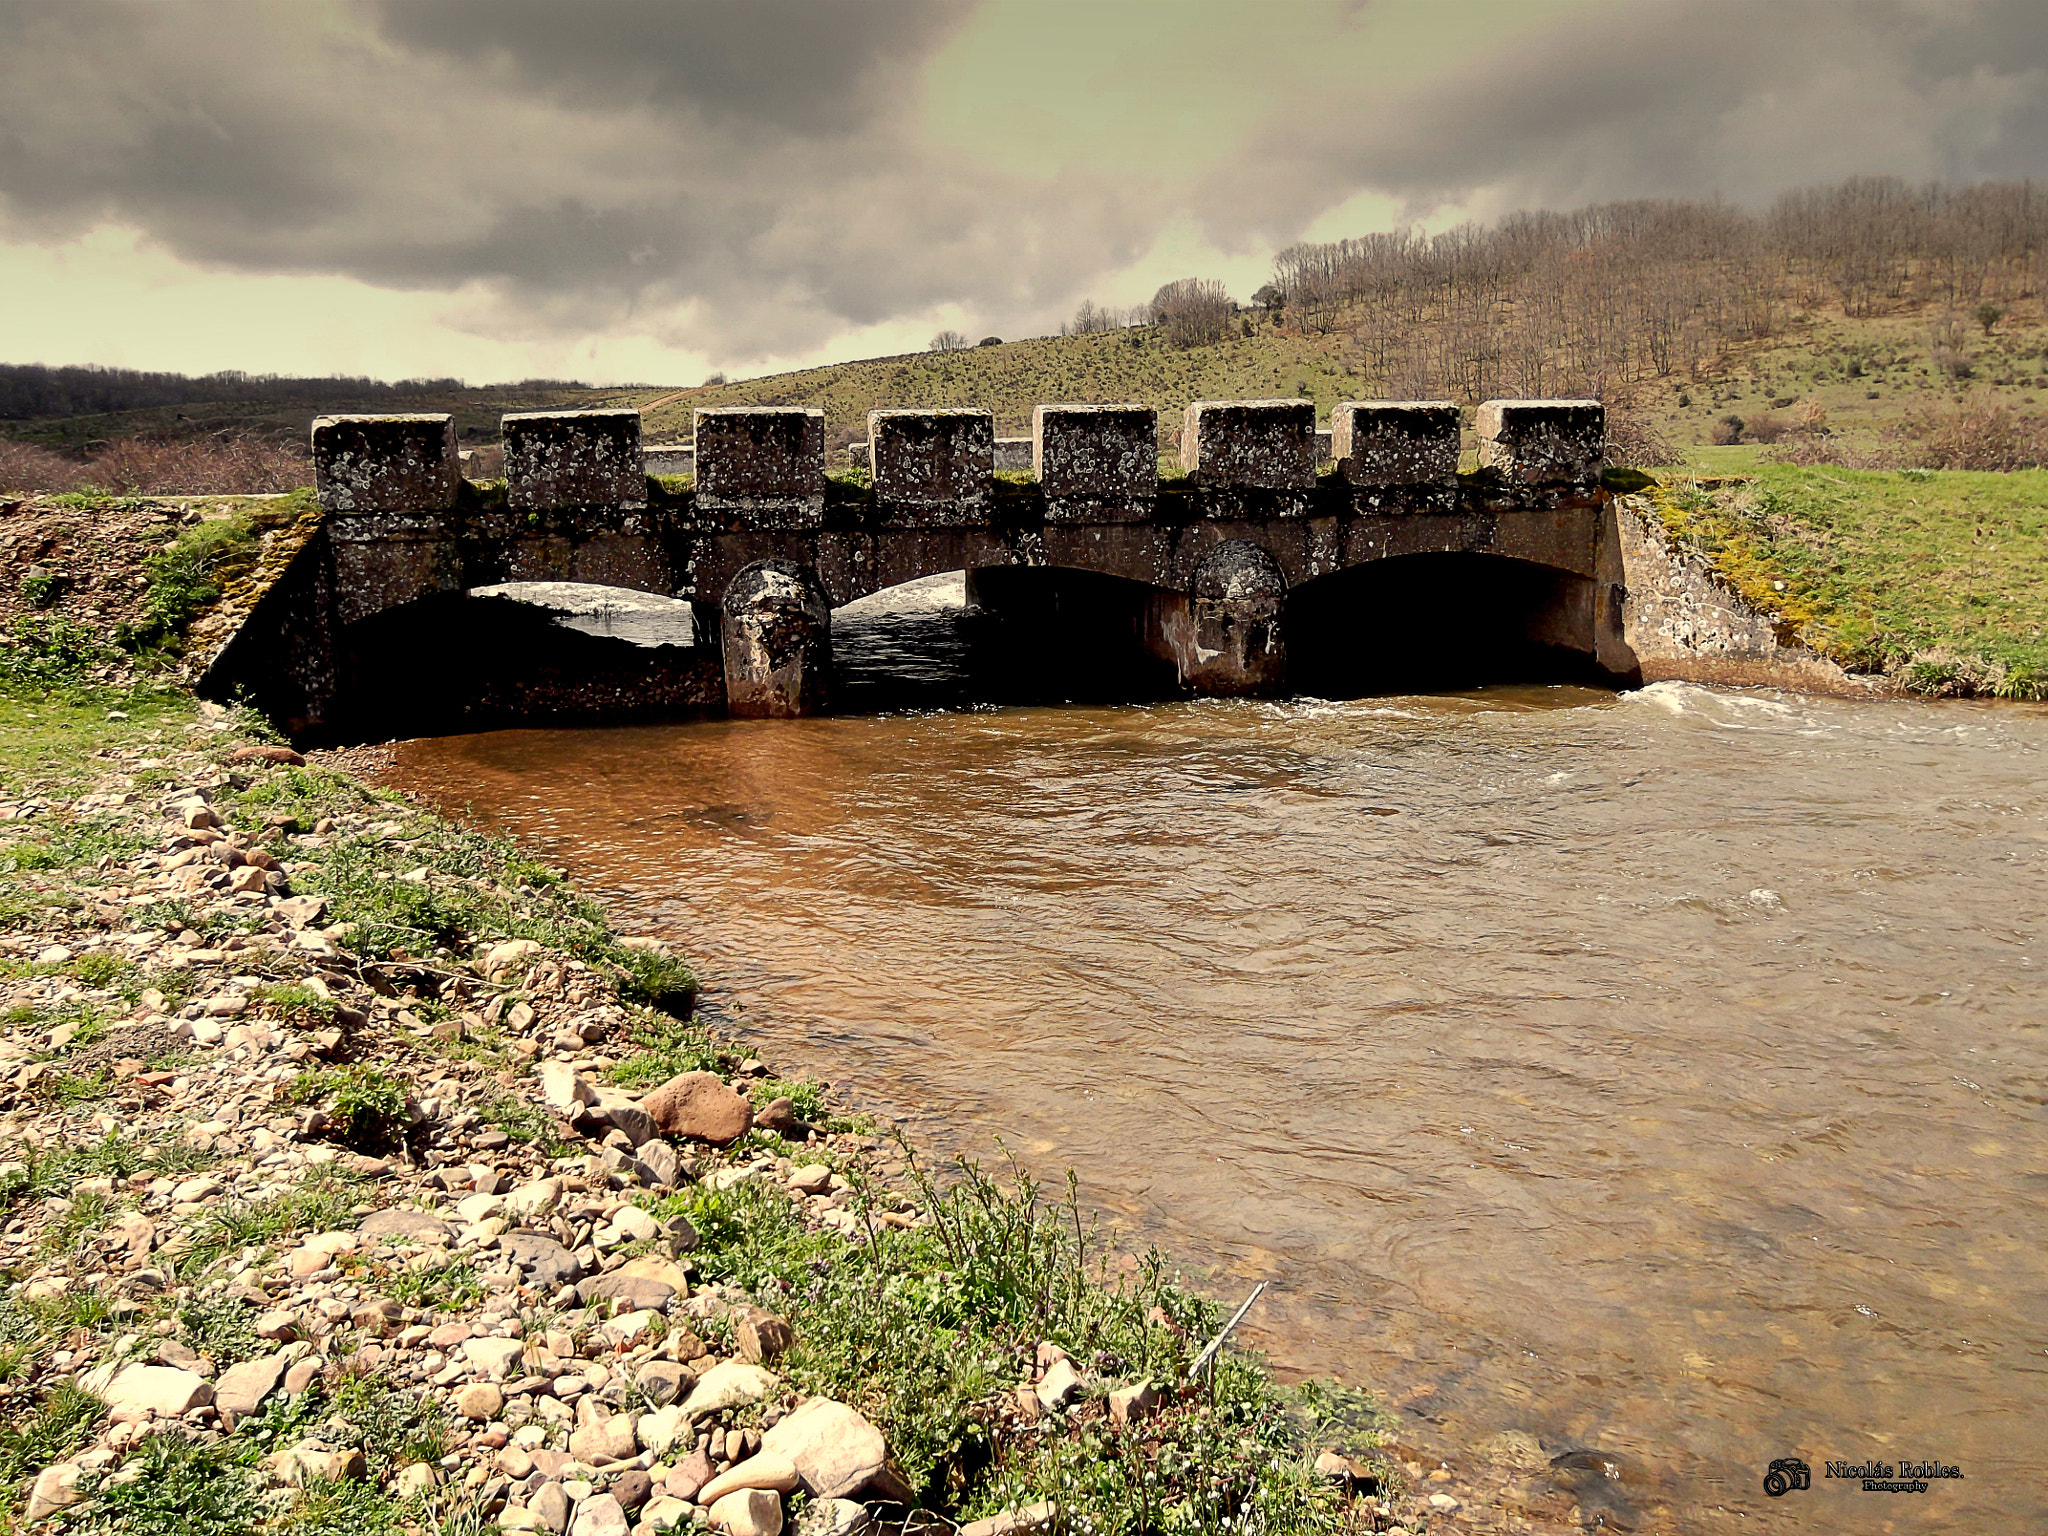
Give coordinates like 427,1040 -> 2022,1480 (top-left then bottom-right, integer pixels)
1744,409 -> 1791,444
290,1065 -> 410,1150
1709,414 -> 1745,446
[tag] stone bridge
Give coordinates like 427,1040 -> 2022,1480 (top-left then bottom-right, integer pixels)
205,397 -> 1637,732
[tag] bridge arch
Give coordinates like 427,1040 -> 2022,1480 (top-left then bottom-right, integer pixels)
1287,550 -> 1607,697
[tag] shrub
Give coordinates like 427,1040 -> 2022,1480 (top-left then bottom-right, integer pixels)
1744,410 -> 1791,444
1891,398 -> 2048,471
1604,408 -> 1675,468
1709,414 -> 1745,445
289,1066 -> 411,1150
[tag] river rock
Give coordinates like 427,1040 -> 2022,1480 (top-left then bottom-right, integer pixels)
581,1274 -> 676,1311
81,1360 -> 213,1418
465,1336 -> 529,1379
458,1381 -> 505,1421
640,1071 -> 752,1144
571,1492 -> 630,1536
501,1234 -> 584,1288
26,1463 -> 83,1521
762,1397 -> 888,1500
358,1207 -> 454,1243
708,1487 -> 783,1536
594,1101 -> 660,1148
570,1406 -> 639,1463
638,1404 -> 691,1457
214,1353 -> 289,1418
1035,1359 -> 1081,1413
699,1451 -> 802,1504
787,1165 -> 832,1196
530,1481 -> 572,1534
682,1360 -> 779,1418
637,1140 -> 684,1189
754,1097 -> 803,1138
664,1443 -> 716,1497
540,1061 -> 596,1113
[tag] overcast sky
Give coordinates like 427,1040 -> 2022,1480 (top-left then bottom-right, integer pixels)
3,0 -> 2045,386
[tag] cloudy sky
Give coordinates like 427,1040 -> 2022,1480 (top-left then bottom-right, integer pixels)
2,0 -> 2045,386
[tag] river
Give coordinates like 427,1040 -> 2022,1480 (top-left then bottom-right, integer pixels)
376,586 -> 2048,1532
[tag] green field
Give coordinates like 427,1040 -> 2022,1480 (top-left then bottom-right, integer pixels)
1641,464 -> 2048,696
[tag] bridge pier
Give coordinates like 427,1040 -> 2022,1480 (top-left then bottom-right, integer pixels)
1151,540 -> 1288,697
720,560 -> 832,718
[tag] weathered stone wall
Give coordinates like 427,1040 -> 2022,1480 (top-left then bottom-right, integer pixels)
1611,498 -> 1882,695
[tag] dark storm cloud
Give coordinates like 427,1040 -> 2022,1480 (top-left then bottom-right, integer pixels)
3,0 -> 2046,362
371,0 -> 956,137
0,0 -> 1160,357
1198,0 -> 2048,243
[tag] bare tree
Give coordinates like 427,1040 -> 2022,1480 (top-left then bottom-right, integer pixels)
928,330 -> 970,352
1150,278 -> 1233,348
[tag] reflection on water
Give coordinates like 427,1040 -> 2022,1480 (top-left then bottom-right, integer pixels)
378,605 -> 2048,1533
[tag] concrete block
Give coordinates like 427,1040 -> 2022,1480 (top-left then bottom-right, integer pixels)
1179,400 -> 1315,490
644,444 -> 695,477
312,414 -> 458,514
1476,399 -> 1605,485
1331,402 -> 1461,487
694,408 -> 825,527
503,409 -> 644,510
1033,404 -> 1156,523
868,409 -> 993,526
994,438 -> 1034,472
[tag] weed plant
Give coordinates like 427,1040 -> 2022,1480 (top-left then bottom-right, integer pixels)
658,1149 -> 1359,1536
606,1012 -> 720,1088
287,1065 -> 411,1150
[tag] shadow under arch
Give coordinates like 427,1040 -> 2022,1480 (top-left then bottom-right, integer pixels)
331,582 -> 721,741
962,563 -> 1183,705
1286,551 -> 1609,698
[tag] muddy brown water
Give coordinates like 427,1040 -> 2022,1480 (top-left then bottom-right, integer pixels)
378,600 -> 2048,1532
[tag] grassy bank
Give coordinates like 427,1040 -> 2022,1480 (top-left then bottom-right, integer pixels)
1637,463 -> 2048,697
0,503 -> 1405,1536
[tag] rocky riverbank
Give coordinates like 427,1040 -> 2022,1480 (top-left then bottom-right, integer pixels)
0,492 -> 1609,1536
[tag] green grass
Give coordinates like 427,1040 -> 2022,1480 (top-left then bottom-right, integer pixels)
177,1290 -> 265,1366
177,1170 -> 364,1277
643,1149 -> 1363,1536
288,1065 -> 411,1150
0,1380 -> 104,1497
384,1256 -> 484,1312
476,1091 -> 567,1156
1641,464 -> 2048,695
605,1012 -> 720,1089
0,1131 -> 214,1209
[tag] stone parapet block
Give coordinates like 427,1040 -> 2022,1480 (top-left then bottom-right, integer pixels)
1180,400 -> 1315,490
311,414 -> 458,514
694,408 -> 825,528
503,409 -> 645,510
1476,399 -> 1605,485
868,409 -> 993,527
1331,401 -> 1460,488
